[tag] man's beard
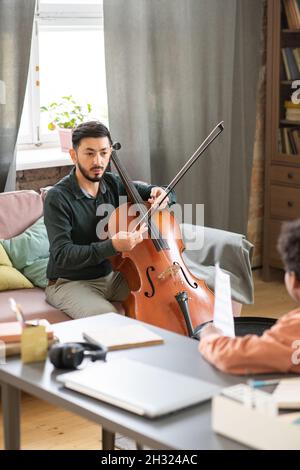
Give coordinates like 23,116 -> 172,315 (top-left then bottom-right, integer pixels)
77,159 -> 104,183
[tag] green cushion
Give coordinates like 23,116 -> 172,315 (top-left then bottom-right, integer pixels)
1,217 -> 49,270
0,217 -> 49,288
23,258 -> 48,289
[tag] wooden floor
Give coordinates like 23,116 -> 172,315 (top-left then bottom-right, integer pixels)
242,269 -> 297,319
0,394 -> 103,450
0,269 -> 297,450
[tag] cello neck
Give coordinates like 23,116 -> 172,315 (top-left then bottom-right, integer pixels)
110,147 -> 169,250
110,150 -> 144,205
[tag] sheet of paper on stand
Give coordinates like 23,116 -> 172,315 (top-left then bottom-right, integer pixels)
213,262 -> 235,337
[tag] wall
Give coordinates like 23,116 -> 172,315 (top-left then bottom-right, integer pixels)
16,165 -> 72,191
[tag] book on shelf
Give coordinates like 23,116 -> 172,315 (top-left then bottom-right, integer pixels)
286,109 -> 300,121
282,127 -> 292,153
293,48 -> 300,71
83,324 -> 164,351
285,99 -> 300,109
282,48 -> 300,80
283,103 -> 300,128
282,48 -> 291,80
279,127 -> 300,154
292,128 -> 300,152
283,0 -> 300,30
288,128 -> 298,153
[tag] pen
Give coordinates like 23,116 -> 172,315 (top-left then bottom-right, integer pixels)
247,379 -> 280,388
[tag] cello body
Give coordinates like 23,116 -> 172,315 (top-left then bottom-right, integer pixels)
109,202 -> 214,335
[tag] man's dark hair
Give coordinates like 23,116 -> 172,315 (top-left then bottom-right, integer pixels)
277,219 -> 300,280
72,121 -> 113,150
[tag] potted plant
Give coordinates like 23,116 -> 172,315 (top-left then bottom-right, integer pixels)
41,95 -> 92,152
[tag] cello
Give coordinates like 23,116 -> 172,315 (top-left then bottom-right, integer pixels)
108,122 -> 224,337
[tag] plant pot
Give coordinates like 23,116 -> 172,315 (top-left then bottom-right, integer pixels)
58,128 -> 73,153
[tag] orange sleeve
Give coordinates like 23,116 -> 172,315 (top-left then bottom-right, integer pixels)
199,311 -> 300,375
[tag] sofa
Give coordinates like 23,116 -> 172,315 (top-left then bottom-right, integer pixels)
0,189 -> 124,324
0,189 -> 254,325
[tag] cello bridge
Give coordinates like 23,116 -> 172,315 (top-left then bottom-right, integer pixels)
158,265 -> 181,281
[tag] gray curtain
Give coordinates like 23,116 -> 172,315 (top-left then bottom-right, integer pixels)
0,0 -> 35,192
103,0 -> 263,234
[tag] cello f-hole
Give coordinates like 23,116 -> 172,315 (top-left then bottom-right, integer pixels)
173,262 -> 198,289
144,266 -> 156,298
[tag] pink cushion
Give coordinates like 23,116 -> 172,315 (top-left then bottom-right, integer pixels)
0,190 -> 43,239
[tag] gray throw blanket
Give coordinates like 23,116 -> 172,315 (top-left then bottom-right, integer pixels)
180,224 -> 254,304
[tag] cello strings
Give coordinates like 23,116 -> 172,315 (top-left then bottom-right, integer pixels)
112,158 -> 185,286
111,150 -> 165,250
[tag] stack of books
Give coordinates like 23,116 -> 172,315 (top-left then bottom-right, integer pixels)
285,99 -> 300,122
283,0 -> 300,30
0,320 -> 55,357
278,101 -> 300,155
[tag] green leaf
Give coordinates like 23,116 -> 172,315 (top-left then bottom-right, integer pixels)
42,95 -> 93,130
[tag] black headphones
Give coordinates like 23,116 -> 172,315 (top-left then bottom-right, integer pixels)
49,342 -> 107,369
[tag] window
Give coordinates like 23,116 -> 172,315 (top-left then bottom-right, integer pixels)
18,0 -> 108,148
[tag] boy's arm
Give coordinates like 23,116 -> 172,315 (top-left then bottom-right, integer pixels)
199,313 -> 300,374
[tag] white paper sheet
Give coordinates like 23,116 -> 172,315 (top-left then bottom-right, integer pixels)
213,263 -> 235,337
0,80 -> 6,105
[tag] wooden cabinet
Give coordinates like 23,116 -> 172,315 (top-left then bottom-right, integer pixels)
270,185 -> 300,218
263,0 -> 300,279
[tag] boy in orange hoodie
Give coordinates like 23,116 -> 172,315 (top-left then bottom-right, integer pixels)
199,219 -> 300,375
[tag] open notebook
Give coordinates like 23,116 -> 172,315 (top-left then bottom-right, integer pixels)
83,324 -> 164,351
57,358 -> 221,418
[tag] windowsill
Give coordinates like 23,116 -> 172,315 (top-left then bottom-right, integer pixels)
16,146 -> 73,171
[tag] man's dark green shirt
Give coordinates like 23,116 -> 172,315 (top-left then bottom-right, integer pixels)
44,167 -> 176,281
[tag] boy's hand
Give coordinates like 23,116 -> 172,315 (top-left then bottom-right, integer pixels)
199,323 -> 223,339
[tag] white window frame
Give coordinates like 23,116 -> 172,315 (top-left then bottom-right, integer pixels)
17,1 -> 104,150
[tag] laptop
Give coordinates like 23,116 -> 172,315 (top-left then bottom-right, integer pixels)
57,357 -> 220,418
